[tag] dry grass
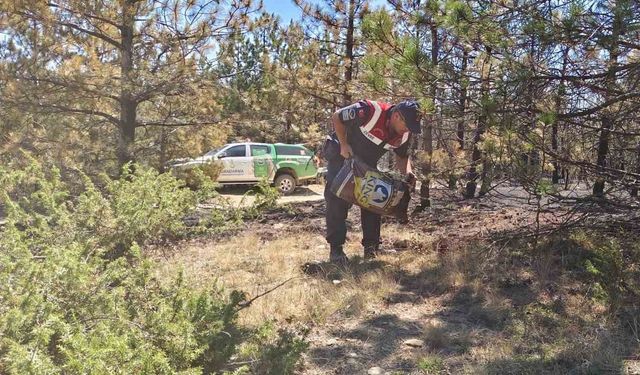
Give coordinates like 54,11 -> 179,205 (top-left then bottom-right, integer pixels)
152,213 -> 640,374
153,228 -> 407,326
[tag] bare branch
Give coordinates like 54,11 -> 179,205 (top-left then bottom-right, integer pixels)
236,277 -> 298,311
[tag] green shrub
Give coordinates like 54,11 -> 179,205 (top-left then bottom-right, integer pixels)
252,179 -> 280,211
0,157 -> 306,374
418,355 -> 444,374
106,163 -> 201,250
235,179 -> 282,220
173,162 -> 223,192
235,321 -> 308,375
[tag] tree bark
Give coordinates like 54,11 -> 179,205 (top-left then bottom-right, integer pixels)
419,118 -> 433,208
593,114 -> 612,197
159,128 -> 167,173
456,47 -> 468,150
417,22 -> 439,210
552,48 -> 569,184
117,0 -> 137,171
285,111 -> 292,143
551,122 -> 560,183
479,157 -> 491,196
525,34 -> 538,168
593,3 -> 622,197
464,46 -> 491,199
631,143 -> 640,197
343,0 -> 355,105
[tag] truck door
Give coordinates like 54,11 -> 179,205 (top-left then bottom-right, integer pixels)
217,144 -> 250,182
250,144 -> 273,180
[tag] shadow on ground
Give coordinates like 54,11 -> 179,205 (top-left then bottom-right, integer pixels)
304,224 -> 640,374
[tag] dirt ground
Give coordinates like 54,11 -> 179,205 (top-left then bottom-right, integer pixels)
216,184 -> 325,207
156,184 -> 640,374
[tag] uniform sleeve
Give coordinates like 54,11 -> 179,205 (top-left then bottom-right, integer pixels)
336,100 -> 372,128
393,135 -> 412,158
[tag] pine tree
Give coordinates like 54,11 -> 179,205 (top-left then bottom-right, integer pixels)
1,0 -> 255,171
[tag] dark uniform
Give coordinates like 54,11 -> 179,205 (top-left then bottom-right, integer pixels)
323,100 -> 412,253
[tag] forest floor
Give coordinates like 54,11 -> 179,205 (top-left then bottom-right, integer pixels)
154,183 -> 640,374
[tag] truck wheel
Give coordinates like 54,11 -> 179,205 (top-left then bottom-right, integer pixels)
275,174 -> 296,195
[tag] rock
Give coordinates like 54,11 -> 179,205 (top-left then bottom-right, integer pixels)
367,367 -> 384,375
332,279 -> 342,285
624,359 -> 640,374
273,223 -> 285,229
347,352 -> 358,358
404,338 -> 425,348
326,338 -> 338,346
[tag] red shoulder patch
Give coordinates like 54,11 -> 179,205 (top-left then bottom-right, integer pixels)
357,109 -> 365,118
370,127 -> 386,140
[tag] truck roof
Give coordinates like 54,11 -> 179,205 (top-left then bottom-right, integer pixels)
224,142 -> 270,147
225,142 -> 308,147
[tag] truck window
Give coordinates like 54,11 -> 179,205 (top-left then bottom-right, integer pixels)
251,145 -> 270,156
275,145 -> 310,156
225,145 -> 246,157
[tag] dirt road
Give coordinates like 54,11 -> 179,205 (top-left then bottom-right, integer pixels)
217,184 -> 325,207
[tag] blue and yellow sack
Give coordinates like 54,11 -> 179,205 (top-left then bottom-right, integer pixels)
330,158 -> 411,219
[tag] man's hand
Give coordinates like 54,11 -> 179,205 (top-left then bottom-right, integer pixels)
340,143 -> 354,159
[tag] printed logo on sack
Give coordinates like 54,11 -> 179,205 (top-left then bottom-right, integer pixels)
354,172 -> 393,209
372,184 -> 389,203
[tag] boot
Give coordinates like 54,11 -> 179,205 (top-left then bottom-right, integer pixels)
329,245 -> 349,264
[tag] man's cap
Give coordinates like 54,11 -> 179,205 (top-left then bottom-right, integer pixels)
395,100 -> 422,134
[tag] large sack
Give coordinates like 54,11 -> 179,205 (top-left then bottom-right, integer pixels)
330,158 -> 411,219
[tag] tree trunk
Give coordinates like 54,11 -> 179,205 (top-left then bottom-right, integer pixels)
479,157 -> 491,196
456,47 -> 468,150
118,0 -> 137,171
465,116 -> 485,199
551,122 -> 559,183
419,118 -> 433,208
631,143 -> 640,197
552,48 -> 569,184
593,115 -> 611,197
159,128 -> 167,173
525,35 -> 537,168
417,22 -> 439,210
464,46 -> 491,199
593,1 -> 622,197
285,112 -> 292,143
343,0 -> 355,105
448,44 -> 468,191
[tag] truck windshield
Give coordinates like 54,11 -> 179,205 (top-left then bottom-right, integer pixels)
204,148 -> 221,157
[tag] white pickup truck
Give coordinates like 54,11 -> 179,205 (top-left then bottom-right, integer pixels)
170,142 -> 319,194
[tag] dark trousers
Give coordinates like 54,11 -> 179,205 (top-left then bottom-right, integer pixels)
324,154 -> 381,249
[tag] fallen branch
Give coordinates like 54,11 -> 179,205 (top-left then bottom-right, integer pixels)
236,277 -> 298,311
